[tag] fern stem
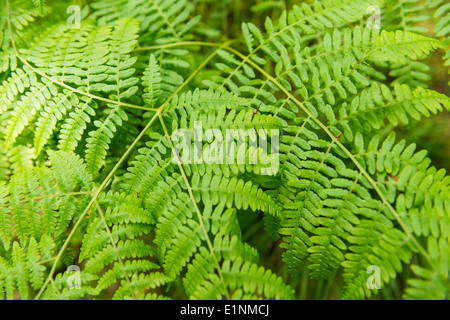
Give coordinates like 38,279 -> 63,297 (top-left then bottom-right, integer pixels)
17,55 -> 156,111
150,0 -> 182,41
4,191 -> 93,207
35,38 -> 233,299
13,52 -> 156,111
215,3 -> 352,91
133,41 -> 225,52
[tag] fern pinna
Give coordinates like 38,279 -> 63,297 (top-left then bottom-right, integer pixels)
0,0 -> 449,300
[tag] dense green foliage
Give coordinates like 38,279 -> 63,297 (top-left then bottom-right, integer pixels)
0,0 -> 449,300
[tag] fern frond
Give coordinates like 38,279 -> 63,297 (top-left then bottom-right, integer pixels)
428,0 -> 450,86
57,97 -> 96,152
142,54 -> 162,108
85,18 -> 139,174
371,29 -> 443,64
1,0 -> 449,301
383,0 -> 430,34
189,255 -> 295,299
0,182 -> 12,250
89,0 -> 200,43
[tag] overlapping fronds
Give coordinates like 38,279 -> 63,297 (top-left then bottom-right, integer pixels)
0,0 -> 449,301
